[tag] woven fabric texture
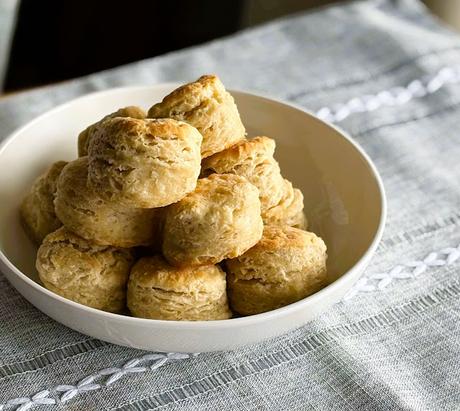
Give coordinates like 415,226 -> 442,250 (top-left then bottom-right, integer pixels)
0,0 -> 459,409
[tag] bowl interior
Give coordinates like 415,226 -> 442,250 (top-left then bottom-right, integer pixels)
0,86 -> 383,293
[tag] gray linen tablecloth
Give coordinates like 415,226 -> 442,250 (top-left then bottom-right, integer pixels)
1,0 -> 460,409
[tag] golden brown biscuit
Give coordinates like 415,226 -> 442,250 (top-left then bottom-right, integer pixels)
226,225 -> 327,315
292,210 -> 308,230
87,117 -> 202,208
127,256 -> 231,320
36,227 -> 134,312
55,157 -> 160,247
262,179 -> 306,228
148,75 -> 245,158
78,106 -> 146,156
162,174 -> 263,267
20,161 -> 67,244
201,136 -> 286,212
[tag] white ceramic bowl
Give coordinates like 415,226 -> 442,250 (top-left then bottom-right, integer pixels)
0,85 -> 386,352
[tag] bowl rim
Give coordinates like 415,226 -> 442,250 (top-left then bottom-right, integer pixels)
0,84 -> 387,330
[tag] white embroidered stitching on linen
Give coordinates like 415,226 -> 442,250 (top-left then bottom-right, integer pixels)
1,244 -> 459,410
315,66 -> 460,123
343,244 -> 460,301
2,67 -> 460,410
0,353 -> 196,410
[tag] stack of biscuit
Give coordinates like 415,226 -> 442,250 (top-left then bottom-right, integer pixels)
21,74 -> 328,321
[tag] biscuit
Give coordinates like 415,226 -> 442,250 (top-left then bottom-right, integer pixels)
226,225 -> 327,315
55,157 -> 160,247
162,174 -> 263,267
36,227 -> 134,313
201,136 -> 286,212
20,161 -> 67,244
148,75 -> 245,158
87,117 -> 202,208
78,106 -> 146,156
127,256 -> 231,320
262,179 -> 306,228
292,210 -> 308,230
